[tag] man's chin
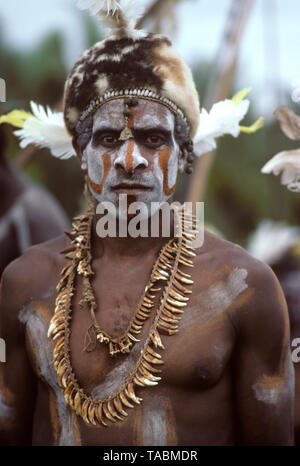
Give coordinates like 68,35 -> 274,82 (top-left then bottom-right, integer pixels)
94,190 -> 171,218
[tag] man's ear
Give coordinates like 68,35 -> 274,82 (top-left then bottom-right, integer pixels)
72,137 -> 87,170
72,137 -> 82,159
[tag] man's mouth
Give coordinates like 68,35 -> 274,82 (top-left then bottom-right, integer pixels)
112,182 -> 153,193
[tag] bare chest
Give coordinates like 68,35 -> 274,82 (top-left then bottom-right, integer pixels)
67,263 -> 236,395
24,256 -> 247,393
21,253 -> 250,445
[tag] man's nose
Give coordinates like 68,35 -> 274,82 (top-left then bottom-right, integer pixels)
113,140 -> 148,174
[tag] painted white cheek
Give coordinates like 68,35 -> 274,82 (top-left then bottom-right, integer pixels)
113,143 -> 128,168
86,145 -> 105,184
154,156 -> 164,187
167,150 -> 178,188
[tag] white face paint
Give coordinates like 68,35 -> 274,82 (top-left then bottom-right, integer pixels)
83,98 -> 181,218
19,306 -> 79,446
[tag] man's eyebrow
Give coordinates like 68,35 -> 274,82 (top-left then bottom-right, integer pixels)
92,126 -> 122,134
133,125 -> 172,134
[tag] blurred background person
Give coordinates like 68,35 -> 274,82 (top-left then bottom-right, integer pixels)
0,120 -> 69,276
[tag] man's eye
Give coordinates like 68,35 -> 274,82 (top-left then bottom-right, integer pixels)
93,133 -> 119,147
145,135 -> 164,146
101,135 -> 118,145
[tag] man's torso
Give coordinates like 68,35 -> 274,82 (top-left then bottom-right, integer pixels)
18,231 -> 256,445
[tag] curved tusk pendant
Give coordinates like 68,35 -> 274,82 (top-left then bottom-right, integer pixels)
120,391 -> 134,409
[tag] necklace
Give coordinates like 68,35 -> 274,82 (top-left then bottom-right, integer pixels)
48,193 -> 197,427
76,191 -> 179,356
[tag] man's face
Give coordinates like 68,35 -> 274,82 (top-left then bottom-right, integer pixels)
82,98 -> 182,215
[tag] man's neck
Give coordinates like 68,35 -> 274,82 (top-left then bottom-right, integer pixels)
91,209 -> 175,260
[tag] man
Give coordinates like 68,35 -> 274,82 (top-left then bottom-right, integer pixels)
0,1 -> 294,445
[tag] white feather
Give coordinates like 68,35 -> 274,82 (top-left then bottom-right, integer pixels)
77,0 -> 145,39
77,0 -> 121,15
194,99 -> 250,157
14,101 -> 75,160
247,219 -> 300,265
261,148 -> 300,193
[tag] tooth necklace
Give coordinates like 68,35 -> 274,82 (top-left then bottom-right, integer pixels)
48,187 -> 197,427
76,188 -> 185,357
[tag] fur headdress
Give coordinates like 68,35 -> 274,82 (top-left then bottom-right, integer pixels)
64,0 -> 200,140
0,0 -> 263,159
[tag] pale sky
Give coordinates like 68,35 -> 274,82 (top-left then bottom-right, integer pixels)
0,0 -> 299,118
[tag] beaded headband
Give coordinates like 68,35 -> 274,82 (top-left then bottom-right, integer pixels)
76,88 -> 189,135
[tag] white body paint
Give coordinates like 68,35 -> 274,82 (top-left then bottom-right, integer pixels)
182,267 -> 248,328
142,395 -> 169,446
92,343 -> 171,445
253,385 -> 288,405
252,352 -> 295,406
19,307 -> 78,446
91,341 -> 144,399
0,394 -> 15,421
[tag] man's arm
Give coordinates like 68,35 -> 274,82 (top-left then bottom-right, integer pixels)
0,259 -> 37,445
230,258 -> 294,445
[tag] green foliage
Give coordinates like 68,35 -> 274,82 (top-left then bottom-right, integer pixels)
182,62 -> 300,247
205,103 -> 300,247
0,32 -> 66,110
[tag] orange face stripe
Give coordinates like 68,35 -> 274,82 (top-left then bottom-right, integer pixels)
128,110 -> 134,129
124,104 -> 135,173
125,139 -> 135,173
159,148 -> 177,196
88,152 -> 111,194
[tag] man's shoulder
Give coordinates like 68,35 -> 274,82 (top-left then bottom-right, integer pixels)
194,228 -> 270,275
194,229 -> 286,322
0,234 -> 68,311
